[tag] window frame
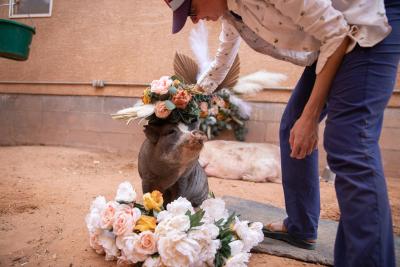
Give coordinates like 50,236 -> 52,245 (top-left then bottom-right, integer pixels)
8,0 -> 53,18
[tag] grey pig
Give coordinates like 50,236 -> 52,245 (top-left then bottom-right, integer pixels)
138,121 -> 209,207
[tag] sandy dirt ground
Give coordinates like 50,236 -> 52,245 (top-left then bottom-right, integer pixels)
0,146 -> 398,267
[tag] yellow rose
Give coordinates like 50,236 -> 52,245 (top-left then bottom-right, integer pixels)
143,190 -> 164,211
135,215 -> 157,232
173,79 -> 181,87
142,88 -> 152,104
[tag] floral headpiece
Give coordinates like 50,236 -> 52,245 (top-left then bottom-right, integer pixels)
112,75 -> 249,141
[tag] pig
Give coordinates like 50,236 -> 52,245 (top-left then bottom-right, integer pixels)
199,140 -> 282,183
138,121 -> 209,207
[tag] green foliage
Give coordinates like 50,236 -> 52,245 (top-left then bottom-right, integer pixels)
186,209 -> 205,229
213,212 -> 237,267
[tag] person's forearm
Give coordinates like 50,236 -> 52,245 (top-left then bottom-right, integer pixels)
302,37 -> 351,120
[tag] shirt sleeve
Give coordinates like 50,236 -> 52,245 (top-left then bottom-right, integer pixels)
197,18 -> 241,93
266,0 -> 351,74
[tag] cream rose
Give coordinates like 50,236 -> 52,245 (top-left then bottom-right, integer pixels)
224,252 -> 250,267
143,256 -> 163,267
157,230 -> 201,267
115,181 -> 137,203
134,231 -> 158,255
98,230 -> 119,261
165,197 -> 194,216
116,233 -> 148,263
150,76 -> 172,95
100,201 -> 119,230
154,101 -> 172,119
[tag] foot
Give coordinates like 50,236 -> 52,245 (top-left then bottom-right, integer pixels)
263,221 -> 316,250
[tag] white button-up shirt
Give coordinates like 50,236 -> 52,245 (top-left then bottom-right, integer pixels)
197,0 -> 392,93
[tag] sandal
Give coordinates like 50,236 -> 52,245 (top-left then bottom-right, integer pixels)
262,222 -> 316,250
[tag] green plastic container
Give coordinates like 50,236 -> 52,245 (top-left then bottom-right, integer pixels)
0,19 -> 35,61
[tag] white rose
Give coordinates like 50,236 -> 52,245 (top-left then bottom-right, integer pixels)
115,181 -> 137,203
165,197 -> 194,216
143,256 -> 163,267
233,219 -> 264,252
97,230 -> 119,261
85,196 -> 107,233
155,214 -> 191,236
224,252 -> 250,267
200,198 -> 229,223
116,233 -> 148,263
157,230 -> 201,267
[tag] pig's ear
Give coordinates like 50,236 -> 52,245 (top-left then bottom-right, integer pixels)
144,125 -> 160,144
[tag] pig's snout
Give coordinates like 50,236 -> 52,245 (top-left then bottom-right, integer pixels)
190,130 -> 207,143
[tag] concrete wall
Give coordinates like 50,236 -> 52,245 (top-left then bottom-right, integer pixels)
1,93 -> 399,178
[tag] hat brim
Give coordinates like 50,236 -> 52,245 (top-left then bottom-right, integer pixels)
172,0 -> 191,34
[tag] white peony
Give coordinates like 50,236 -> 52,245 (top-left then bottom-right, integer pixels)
165,197 -> 194,216
229,240 -> 244,255
155,214 -> 191,236
157,230 -> 201,267
200,198 -> 229,223
97,230 -> 119,261
85,196 -> 107,233
188,223 -> 221,263
224,252 -> 250,267
233,218 -> 264,252
115,181 -> 137,203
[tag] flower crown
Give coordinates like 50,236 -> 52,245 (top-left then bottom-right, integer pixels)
112,75 -> 249,141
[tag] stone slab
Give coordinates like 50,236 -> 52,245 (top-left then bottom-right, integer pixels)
223,196 -> 400,266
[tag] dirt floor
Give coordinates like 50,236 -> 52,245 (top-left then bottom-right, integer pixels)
0,146 -> 398,267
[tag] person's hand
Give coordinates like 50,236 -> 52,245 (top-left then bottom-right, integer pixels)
289,115 -> 319,159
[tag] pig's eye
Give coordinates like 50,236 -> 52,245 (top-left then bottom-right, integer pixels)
166,129 -> 176,135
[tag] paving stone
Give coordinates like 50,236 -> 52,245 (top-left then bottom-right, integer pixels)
223,196 -> 400,266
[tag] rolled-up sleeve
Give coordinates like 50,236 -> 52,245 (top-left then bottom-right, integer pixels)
197,18 -> 241,93
267,0 -> 351,74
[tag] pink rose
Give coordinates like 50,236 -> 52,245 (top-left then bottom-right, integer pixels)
172,89 -> 192,109
112,205 -> 141,236
134,231 -> 158,255
154,101 -> 172,119
209,106 -> 219,116
113,212 -> 133,236
150,76 -> 172,95
101,201 -> 118,230
89,232 -> 105,254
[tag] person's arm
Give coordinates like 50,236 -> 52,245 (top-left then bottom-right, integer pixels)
267,0 -> 354,74
196,18 -> 241,93
289,36 -> 350,159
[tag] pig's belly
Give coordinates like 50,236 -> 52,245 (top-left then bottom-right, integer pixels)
200,140 -> 281,183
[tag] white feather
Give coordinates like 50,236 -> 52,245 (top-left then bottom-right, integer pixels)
229,93 -> 252,119
189,21 -> 212,79
233,71 -> 287,94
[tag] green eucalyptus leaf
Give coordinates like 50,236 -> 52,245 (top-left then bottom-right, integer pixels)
164,100 -> 176,111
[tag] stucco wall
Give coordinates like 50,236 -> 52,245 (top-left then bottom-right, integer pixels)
0,0 -> 305,87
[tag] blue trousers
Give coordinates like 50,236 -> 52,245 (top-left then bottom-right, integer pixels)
280,1 -> 400,266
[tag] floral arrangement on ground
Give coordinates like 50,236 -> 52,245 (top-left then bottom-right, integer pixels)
112,75 -> 249,141
85,181 -> 264,266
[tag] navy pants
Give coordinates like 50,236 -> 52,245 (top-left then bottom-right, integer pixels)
280,0 -> 400,266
